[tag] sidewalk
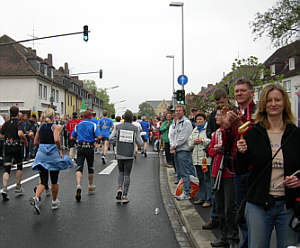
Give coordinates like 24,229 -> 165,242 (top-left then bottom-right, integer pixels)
159,154 -> 218,248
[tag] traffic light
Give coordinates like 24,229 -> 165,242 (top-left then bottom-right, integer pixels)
176,90 -> 185,105
99,69 -> 103,79
83,25 -> 89,42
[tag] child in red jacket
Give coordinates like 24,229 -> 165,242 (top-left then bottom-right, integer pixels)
207,105 -> 239,247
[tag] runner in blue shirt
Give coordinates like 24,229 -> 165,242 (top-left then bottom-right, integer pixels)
140,116 -> 150,157
97,110 -> 113,164
71,110 -> 101,202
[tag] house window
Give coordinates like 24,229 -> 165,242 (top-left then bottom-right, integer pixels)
71,96 -> 73,106
56,90 -> 59,103
50,68 -> 54,79
44,65 -> 47,76
289,57 -> 295,71
270,64 -> 275,76
43,86 -> 47,100
260,71 -> 264,79
283,80 -> 291,92
68,95 -> 70,106
36,61 -> 40,72
39,84 -> 42,99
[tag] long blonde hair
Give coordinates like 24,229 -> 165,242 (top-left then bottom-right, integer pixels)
43,108 -> 55,123
255,83 -> 295,129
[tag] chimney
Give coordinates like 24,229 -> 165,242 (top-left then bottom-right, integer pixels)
47,54 -> 53,66
64,62 -> 69,75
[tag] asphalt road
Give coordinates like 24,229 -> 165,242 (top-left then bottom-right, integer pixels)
0,150 -> 180,248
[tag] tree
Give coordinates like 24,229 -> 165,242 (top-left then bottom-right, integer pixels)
138,102 -> 155,119
83,80 -> 115,116
186,93 -> 215,115
219,56 -> 284,100
251,0 -> 300,47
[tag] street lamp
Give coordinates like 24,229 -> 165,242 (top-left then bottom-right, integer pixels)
169,2 -> 184,90
166,55 -> 176,109
104,85 -> 119,91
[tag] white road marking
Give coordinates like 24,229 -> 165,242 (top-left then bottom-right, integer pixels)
7,174 -> 39,190
11,162 -> 33,171
98,160 -> 118,175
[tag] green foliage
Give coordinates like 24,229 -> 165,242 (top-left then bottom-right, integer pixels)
138,102 -> 155,119
186,93 -> 215,116
219,56 -> 284,99
251,0 -> 300,47
83,80 -> 115,116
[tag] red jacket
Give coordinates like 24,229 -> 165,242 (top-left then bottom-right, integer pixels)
65,119 -> 81,140
208,128 -> 236,178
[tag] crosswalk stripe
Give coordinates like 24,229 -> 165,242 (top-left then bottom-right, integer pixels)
98,160 -> 118,175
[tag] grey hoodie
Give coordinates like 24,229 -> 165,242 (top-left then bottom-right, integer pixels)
169,116 -> 193,152
109,122 -> 143,160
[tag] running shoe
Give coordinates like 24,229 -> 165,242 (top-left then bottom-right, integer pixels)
134,153 -> 137,159
144,152 -> 147,157
1,188 -> 9,201
116,189 -> 122,203
102,155 -> 106,164
33,186 -> 42,201
88,185 -> 96,195
14,184 -> 24,196
51,199 -> 61,210
75,186 -> 82,202
122,195 -> 129,204
30,197 -> 40,215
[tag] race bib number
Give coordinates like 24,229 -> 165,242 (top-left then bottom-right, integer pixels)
119,130 -> 134,143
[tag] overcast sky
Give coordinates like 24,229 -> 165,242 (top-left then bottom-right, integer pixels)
1,0 -> 278,114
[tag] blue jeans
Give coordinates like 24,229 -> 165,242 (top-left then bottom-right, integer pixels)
174,151 -> 195,194
246,201 -> 299,248
234,173 -> 249,248
195,165 -> 212,203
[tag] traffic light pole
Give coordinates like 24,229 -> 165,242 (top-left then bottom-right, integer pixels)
0,30 -> 90,46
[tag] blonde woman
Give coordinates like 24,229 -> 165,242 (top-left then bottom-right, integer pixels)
235,84 -> 300,247
30,108 -> 73,214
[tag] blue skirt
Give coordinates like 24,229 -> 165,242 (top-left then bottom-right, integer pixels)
32,144 -> 73,172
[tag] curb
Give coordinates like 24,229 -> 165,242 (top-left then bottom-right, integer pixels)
159,153 -> 217,248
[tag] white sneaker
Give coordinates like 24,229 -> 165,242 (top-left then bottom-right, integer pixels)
51,199 -> 61,210
88,185 -> 96,195
122,195 -> 129,204
14,185 -> 24,195
176,192 -> 190,201
30,197 -> 40,214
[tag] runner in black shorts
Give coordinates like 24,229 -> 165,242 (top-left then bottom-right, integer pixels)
0,106 -> 28,201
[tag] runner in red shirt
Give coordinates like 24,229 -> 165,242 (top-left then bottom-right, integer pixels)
65,112 -> 81,160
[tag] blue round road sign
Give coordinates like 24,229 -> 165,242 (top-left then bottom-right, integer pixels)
177,74 -> 188,86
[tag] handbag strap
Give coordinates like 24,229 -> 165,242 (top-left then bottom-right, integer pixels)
244,127 -> 296,199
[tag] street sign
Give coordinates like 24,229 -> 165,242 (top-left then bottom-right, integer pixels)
177,74 -> 188,86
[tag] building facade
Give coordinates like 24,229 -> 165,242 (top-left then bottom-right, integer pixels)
0,35 -> 103,117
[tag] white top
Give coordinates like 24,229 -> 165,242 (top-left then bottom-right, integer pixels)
132,121 -> 142,132
0,115 -> 4,126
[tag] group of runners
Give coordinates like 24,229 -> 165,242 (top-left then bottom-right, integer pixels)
0,106 -> 153,215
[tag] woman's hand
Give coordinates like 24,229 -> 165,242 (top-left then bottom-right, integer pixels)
194,138 -> 203,145
284,175 -> 300,189
237,138 -> 247,153
214,144 -> 222,153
